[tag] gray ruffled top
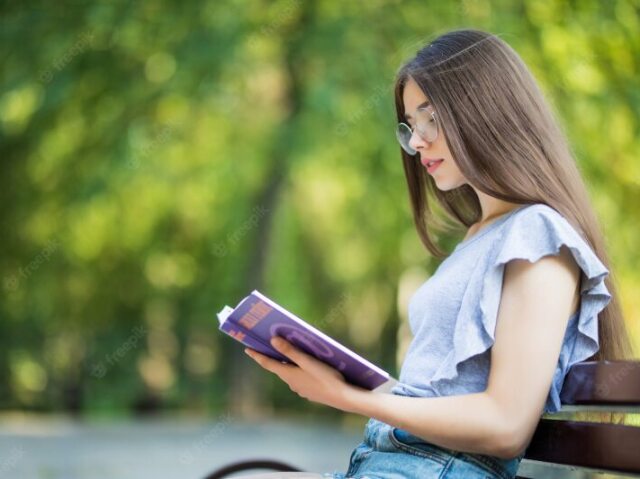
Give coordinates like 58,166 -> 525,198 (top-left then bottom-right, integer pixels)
390,203 -> 611,413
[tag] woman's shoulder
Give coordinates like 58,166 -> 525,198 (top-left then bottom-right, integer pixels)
463,203 -> 555,240
453,203 -> 584,256
496,203 -> 606,278
504,203 -> 583,239
512,202 -> 566,221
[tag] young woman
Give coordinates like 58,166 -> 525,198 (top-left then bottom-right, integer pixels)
240,29 -> 634,479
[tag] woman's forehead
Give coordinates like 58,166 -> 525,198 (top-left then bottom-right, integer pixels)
403,77 -> 430,107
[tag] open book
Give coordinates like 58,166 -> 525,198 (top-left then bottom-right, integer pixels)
217,290 -> 397,393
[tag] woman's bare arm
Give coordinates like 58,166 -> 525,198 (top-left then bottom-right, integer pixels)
342,245 -> 581,459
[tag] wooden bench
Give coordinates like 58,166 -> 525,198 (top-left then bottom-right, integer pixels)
204,360 -> 640,478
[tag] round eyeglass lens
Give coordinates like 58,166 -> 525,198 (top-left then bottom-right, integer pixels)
396,123 -> 417,155
415,108 -> 438,143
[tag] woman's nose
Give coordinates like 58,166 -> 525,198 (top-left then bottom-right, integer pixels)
408,129 -> 428,152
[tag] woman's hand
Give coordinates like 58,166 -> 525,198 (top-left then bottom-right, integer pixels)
244,337 -> 365,413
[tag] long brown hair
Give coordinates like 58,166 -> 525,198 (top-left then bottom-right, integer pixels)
394,29 -> 634,363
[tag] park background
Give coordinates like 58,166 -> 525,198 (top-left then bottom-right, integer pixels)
1,0 -> 639,477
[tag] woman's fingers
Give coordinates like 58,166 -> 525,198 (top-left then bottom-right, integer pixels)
244,348 -> 294,375
245,348 -> 307,393
269,337 -> 321,372
270,337 -> 345,381
246,337 -> 345,387
246,338 -> 322,376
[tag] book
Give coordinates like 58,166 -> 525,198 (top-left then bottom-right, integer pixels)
217,289 -> 397,393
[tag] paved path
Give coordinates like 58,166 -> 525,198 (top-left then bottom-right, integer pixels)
0,415 -> 366,479
0,415 -> 606,478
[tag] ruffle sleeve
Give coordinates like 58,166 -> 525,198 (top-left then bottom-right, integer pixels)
429,204 -> 611,412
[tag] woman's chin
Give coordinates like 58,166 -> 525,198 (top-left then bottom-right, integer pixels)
432,175 -> 468,192
433,179 -> 459,192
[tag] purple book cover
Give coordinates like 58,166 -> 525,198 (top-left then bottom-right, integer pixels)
217,290 -> 396,392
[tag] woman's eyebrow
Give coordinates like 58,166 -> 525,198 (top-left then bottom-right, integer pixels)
404,101 -> 431,120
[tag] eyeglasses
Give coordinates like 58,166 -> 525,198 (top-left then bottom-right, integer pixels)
396,107 -> 439,155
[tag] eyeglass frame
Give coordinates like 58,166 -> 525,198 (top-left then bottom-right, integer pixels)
396,105 -> 439,156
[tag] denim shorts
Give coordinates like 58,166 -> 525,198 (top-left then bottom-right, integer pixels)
329,418 -> 525,479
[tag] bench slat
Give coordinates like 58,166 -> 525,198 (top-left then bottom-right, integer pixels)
559,404 -> 640,413
524,419 -> 640,474
561,361 -> 640,405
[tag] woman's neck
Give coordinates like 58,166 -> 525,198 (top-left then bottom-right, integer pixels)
475,192 -> 521,223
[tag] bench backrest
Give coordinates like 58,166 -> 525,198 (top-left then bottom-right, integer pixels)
517,360 -> 640,478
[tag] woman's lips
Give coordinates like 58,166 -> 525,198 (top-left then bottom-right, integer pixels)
422,158 -> 444,174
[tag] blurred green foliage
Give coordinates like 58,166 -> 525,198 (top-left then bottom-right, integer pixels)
1,0 -> 638,416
